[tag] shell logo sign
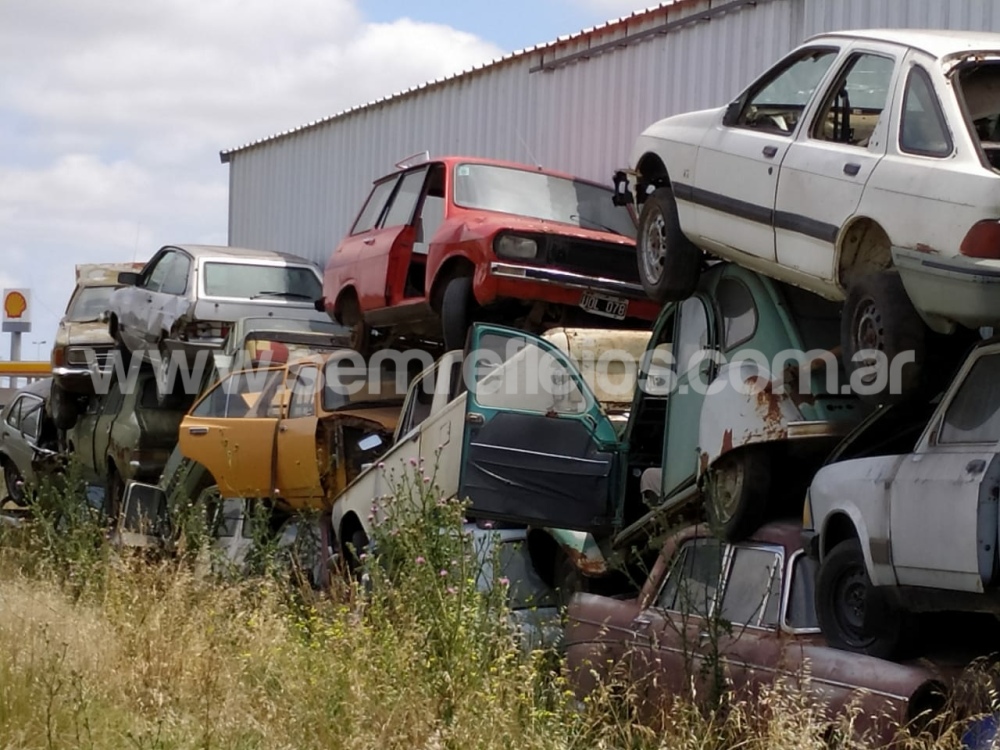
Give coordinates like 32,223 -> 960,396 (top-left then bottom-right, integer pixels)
2,288 -> 31,333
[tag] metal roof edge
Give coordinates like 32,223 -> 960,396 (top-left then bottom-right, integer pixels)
218,2 -> 675,164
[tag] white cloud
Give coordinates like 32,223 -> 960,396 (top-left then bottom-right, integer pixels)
0,0 -> 502,354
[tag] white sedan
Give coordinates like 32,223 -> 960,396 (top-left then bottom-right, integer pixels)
618,29 -> 1000,399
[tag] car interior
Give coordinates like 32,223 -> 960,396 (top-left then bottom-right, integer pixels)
403,164 -> 446,299
960,62 -> 1000,170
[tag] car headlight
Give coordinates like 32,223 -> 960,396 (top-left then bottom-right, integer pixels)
495,235 -> 538,260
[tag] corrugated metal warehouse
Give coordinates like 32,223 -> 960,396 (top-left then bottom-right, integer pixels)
221,0 -> 1000,266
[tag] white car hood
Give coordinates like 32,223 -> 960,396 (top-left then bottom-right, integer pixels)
629,106 -> 724,165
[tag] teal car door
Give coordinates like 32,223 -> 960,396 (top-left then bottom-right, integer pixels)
661,294 -> 718,499
458,324 -> 622,533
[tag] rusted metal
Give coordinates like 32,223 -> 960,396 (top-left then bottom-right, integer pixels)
561,542 -> 609,577
566,520 -> 965,746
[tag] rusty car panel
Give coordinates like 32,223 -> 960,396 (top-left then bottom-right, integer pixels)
564,521 -> 953,746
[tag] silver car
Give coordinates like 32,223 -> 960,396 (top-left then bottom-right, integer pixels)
0,379 -> 61,505
108,245 -> 325,363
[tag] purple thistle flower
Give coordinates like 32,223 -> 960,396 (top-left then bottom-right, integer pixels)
415,556 -> 425,565
439,569 -> 448,577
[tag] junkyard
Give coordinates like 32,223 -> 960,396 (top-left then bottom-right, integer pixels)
9,2 -> 1000,749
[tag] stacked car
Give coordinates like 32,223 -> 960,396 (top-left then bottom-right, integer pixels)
4,26 -> 1000,742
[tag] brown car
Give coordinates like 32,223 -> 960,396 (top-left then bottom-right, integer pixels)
564,522 -> 953,745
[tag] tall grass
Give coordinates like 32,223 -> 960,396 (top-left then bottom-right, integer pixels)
0,471 -> 985,749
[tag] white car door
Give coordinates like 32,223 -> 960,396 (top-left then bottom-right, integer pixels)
775,44 -> 900,283
889,349 -> 1000,593
693,46 -> 842,264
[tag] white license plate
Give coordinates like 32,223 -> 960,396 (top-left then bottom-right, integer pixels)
580,291 -> 628,320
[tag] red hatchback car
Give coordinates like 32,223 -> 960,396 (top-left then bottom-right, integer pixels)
320,155 -> 659,351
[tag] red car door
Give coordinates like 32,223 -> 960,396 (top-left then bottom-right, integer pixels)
354,166 -> 428,312
326,175 -> 399,314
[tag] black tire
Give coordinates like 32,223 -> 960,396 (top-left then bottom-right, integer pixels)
636,186 -> 701,302
841,271 -> 928,405
816,538 -> 905,659
338,294 -> 371,356
704,447 -> 771,542
345,528 -> 369,578
441,276 -> 473,351
3,460 -> 25,505
49,382 -> 80,431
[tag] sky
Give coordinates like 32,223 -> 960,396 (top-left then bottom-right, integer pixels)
0,0 -> 654,361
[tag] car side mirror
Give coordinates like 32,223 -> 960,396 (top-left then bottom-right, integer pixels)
313,296 -> 326,312
117,271 -> 140,286
723,99 -> 743,127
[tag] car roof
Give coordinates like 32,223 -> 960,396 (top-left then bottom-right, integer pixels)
10,378 -> 52,402
159,244 -> 317,267
380,155 -> 614,191
806,28 -> 1000,59
670,519 -> 803,556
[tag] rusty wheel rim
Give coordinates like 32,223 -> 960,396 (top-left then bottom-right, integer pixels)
710,460 -> 744,526
641,208 -> 668,285
852,297 -> 884,387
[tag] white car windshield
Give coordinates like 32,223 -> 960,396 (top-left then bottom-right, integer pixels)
66,285 -> 115,322
453,163 -> 636,238
203,262 -> 322,301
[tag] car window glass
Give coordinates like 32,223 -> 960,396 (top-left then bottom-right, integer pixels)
144,253 -> 174,292
940,354 -> 1000,445
785,553 -> 820,630
474,334 -> 588,415
382,168 -> 427,228
203,262 -> 322,301
193,369 -> 283,419
901,66 -> 953,157
656,537 -> 724,618
718,278 -> 757,350
288,366 -> 318,419
737,48 -> 838,134
416,165 -> 446,244
812,53 -> 895,146
720,546 -> 782,628
351,177 -> 399,234
19,396 -> 42,439
400,364 -> 439,434
675,298 -> 710,377
5,398 -> 22,429
66,286 -> 116,322
160,252 -> 191,296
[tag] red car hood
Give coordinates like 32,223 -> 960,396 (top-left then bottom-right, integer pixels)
449,210 -> 636,248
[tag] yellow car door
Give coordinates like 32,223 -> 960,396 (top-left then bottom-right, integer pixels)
179,367 -> 286,498
275,363 -> 323,507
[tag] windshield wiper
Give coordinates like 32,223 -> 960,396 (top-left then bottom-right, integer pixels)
570,213 -> 622,235
251,291 -> 315,300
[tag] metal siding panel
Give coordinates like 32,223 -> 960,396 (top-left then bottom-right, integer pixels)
227,0 -> 1000,266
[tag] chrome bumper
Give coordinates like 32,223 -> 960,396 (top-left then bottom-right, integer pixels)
489,262 -> 645,298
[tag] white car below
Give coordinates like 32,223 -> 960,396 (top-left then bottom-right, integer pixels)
619,29 -> 1000,400
802,338 -> 1000,658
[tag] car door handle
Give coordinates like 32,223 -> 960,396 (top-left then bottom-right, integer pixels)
634,615 -> 652,627
762,145 -> 778,158
966,459 -> 987,475
466,413 -> 484,425
843,162 -> 861,176
187,426 -> 209,436
363,237 -> 376,245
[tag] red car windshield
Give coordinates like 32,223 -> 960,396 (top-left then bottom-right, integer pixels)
452,163 -> 636,239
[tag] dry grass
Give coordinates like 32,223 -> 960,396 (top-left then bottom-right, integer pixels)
0,474 -> 986,750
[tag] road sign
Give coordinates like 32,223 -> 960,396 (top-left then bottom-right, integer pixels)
2,288 -> 31,333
